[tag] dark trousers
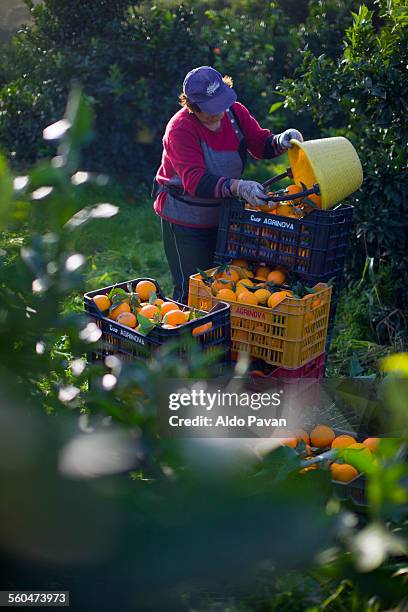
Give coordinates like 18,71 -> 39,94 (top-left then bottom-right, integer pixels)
161,218 -> 218,304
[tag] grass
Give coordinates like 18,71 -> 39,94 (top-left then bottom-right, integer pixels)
66,183 -> 173,311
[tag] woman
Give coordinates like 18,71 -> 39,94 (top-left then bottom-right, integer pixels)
152,66 -> 303,303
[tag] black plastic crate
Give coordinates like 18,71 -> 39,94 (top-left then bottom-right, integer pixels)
329,434 -> 407,509
84,278 -> 231,370
214,199 -> 354,278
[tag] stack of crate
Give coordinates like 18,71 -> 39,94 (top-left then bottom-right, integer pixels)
188,197 -> 354,379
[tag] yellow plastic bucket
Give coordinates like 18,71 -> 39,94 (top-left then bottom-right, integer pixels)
288,137 -> 363,210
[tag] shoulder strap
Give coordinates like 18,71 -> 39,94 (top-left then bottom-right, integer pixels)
226,106 -> 245,143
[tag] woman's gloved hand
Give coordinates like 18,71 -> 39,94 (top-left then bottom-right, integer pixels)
235,180 -> 266,207
277,128 -> 304,149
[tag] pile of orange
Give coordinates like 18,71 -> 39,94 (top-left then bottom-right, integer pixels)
201,263 -> 324,310
93,280 -> 212,336
279,424 -> 381,483
244,183 -> 319,218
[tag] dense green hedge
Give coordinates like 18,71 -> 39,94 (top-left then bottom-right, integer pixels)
279,1 -> 408,306
0,0 -> 305,184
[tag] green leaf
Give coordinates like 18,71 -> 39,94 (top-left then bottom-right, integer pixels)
137,312 -> 156,335
148,290 -> 157,305
108,287 -> 129,303
65,86 -> 94,147
269,102 -> 283,114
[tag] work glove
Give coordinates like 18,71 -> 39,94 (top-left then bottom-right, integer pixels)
236,180 -> 266,207
277,128 -> 304,149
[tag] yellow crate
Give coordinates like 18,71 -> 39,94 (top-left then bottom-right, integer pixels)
188,267 -> 332,369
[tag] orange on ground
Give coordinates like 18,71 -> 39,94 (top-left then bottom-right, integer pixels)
237,291 -> 258,305
192,322 -> 213,336
216,288 -> 237,301
93,294 -> 111,312
310,425 -> 335,448
267,291 -> 289,309
331,434 -> 357,449
109,301 -> 131,321
136,280 -> 157,301
267,270 -> 286,285
254,288 -> 271,304
160,302 -> 180,316
116,312 -> 137,328
362,437 -> 380,452
139,304 -> 159,319
331,462 -> 359,482
164,309 -> 189,326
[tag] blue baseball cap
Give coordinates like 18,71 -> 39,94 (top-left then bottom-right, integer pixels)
183,66 -> 237,115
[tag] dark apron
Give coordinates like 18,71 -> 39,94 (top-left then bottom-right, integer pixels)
154,108 -> 247,302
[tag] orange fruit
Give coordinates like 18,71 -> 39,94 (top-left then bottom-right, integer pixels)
267,270 -> 286,285
347,443 -> 372,458
254,288 -> 271,304
249,370 -> 266,378
192,322 -> 213,336
295,429 -> 310,445
136,280 -> 157,301
221,268 -> 240,283
276,203 -> 304,218
232,258 -> 247,268
236,278 -> 254,291
160,302 -> 180,316
93,294 -> 111,312
331,434 -> 357,449
255,266 -> 269,279
305,192 -> 321,208
139,304 -> 159,319
154,298 -> 164,306
330,462 -> 359,482
212,278 -> 233,292
267,291 -> 289,309
237,291 -> 258,305
310,425 -> 335,448
116,312 -> 137,328
216,288 -> 237,301
280,437 -> 297,448
286,184 -> 303,200
164,309 -> 188,326
109,301 -> 131,321
362,437 -> 380,452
